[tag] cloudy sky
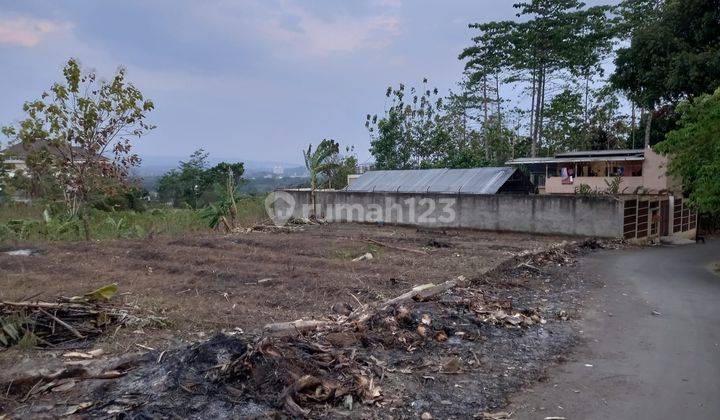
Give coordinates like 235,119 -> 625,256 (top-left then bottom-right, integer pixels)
1,1 -> 536,165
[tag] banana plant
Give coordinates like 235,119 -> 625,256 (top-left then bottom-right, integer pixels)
303,139 -> 340,218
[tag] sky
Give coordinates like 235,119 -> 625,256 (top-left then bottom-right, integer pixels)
0,0 -> 584,166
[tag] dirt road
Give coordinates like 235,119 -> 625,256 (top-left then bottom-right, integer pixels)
510,239 -> 720,419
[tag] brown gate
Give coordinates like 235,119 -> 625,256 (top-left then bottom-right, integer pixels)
660,200 -> 670,236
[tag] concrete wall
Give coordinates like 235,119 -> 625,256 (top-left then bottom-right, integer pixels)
273,189 -> 624,238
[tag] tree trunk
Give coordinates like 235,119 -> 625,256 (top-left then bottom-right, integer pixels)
495,74 -> 502,130
310,174 -> 316,219
583,73 -> 590,150
81,210 -> 91,241
631,103 -> 637,148
483,75 -> 490,161
529,70 -> 537,153
644,109 -> 653,148
532,67 -> 545,157
583,74 -> 590,126
538,70 -> 546,152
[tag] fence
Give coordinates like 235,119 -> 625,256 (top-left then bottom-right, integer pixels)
622,196 -> 697,240
273,190 -> 625,238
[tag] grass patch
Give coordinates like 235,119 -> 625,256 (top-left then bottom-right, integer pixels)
0,197 -> 267,243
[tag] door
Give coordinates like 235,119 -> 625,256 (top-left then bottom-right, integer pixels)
660,200 -> 670,237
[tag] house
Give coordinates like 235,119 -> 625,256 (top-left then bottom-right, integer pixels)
506,148 -> 696,240
1,141 -> 92,177
1,143 -> 29,176
505,148 -> 679,195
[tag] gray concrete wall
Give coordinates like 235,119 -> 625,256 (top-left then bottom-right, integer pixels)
271,189 -> 624,238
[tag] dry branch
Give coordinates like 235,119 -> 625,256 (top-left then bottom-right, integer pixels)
365,239 -> 428,255
38,309 -> 85,340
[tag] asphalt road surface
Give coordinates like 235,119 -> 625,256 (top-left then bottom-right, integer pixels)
510,239 -> 720,420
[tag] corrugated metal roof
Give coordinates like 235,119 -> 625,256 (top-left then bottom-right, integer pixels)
555,149 -> 644,158
345,167 -> 517,194
506,155 -> 645,165
506,149 -> 646,165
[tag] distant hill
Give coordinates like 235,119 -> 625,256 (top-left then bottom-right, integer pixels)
136,155 -> 307,177
134,154 -> 309,194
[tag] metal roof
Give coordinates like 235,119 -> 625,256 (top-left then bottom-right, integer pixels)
345,167 -> 517,194
555,149 -> 644,158
506,155 -> 645,165
506,149 -> 646,165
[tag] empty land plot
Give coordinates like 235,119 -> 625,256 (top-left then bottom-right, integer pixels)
0,224 -> 569,344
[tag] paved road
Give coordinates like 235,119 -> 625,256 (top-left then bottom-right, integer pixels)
510,240 -> 720,420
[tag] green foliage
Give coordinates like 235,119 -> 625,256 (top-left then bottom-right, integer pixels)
603,174 -> 627,195
323,147 -> 358,189
0,314 -> 29,348
0,205 -> 214,242
367,79 -> 510,169
200,165 -> 248,231
655,88 -> 720,215
303,139 -> 341,190
369,0 -> 626,167
1,59 -> 155,240
574,183 -> 595,196
463,0 -> 616,156
542,90 -> 585,154
612,0 -> 720,108
366,80 -> 444,169
157,149 -> 245,209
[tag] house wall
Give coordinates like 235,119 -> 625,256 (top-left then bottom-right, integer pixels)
642,147 -> 682,193
545,176 -> 645,194
273,189 -> 624,238
3,159 -> 26,176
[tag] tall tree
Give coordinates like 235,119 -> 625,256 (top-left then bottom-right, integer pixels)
2,59 -> 154,239
611,0 -> 720,147
366,80 -> 446,169
463,1 -> 614,156
460,20 -> 512,158
511,0 -> 590,156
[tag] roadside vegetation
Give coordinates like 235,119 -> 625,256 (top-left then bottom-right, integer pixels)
0,62 -> 269,242
0,201 -> 261,242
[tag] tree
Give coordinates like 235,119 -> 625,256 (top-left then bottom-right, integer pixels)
158,149 -> 208,208
655,88 -> 720,215
462,1 -> 615,157
459,21 -> 512,158
303,139 -> 340,217
0,149 -> 8,201
157,149 -> 245,209
324,146 -> 358,190
200,164 -> 244,232
2,59 -> 155,239
611,0 -> 720,147
366,79 -> 446,169
542,89 -> 585,155
367,78 -> 492,169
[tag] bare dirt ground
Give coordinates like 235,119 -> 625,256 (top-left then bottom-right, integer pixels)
0,224 -> 567,352
0,224 -> 602,418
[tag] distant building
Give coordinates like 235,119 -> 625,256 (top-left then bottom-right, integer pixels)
273,165 -> 284,176
1,141 -> 98,178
